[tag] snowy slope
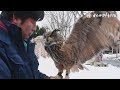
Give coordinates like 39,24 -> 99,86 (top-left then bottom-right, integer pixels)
38,55 -> 120,79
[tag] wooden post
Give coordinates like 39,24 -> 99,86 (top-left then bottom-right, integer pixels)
116,40 -> 120,58
112,47 -> 114,54
116,46 -> 118,58
119,44 -> 120,54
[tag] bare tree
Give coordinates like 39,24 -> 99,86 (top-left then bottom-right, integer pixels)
70,11 -> 83,22
45,11 -> 75,39
70,11 -> 93,22
44,11 -> 96,39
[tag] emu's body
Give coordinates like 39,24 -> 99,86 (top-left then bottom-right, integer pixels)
44,11 -> 120,79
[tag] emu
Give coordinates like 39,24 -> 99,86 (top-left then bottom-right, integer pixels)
44,11 -> 120,79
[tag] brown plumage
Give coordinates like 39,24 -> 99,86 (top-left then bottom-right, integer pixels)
44,11 -> 120,79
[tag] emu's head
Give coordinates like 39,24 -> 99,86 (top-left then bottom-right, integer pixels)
43,29 -> 64,47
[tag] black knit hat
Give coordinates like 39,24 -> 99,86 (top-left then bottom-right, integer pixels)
1,11 -> 44,21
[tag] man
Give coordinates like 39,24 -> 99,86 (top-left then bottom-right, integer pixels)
0,11 -> 50,79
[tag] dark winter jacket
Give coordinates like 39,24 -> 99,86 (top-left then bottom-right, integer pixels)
0,16 -> 49,79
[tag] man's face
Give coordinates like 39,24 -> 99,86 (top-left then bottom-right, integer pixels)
20,18 -> 37,39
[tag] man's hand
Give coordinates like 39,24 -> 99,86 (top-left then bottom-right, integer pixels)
49,76 -> 57,79
49,75 -> 62,79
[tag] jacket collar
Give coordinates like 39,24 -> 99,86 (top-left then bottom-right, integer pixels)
0,16 -> 23,44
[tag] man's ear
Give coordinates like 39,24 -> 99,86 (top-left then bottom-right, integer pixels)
11,14 -> 22,27
11,14 -> 16,23
50,29 -> 60,37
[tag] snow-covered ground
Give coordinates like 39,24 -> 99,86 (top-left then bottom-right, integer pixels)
38,54 -> 120,79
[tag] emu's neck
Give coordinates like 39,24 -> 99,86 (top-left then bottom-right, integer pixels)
46,44 -> 64,63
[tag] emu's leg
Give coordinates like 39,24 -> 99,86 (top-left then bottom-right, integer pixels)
56,70 -> 63,79
64,69 -> 70,79
50,69 -> 63,79
50,64 -> 64,79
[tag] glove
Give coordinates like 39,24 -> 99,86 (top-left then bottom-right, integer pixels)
49,75 -> 62,79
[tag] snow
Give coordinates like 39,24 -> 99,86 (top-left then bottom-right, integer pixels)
38,54 -> 120,79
